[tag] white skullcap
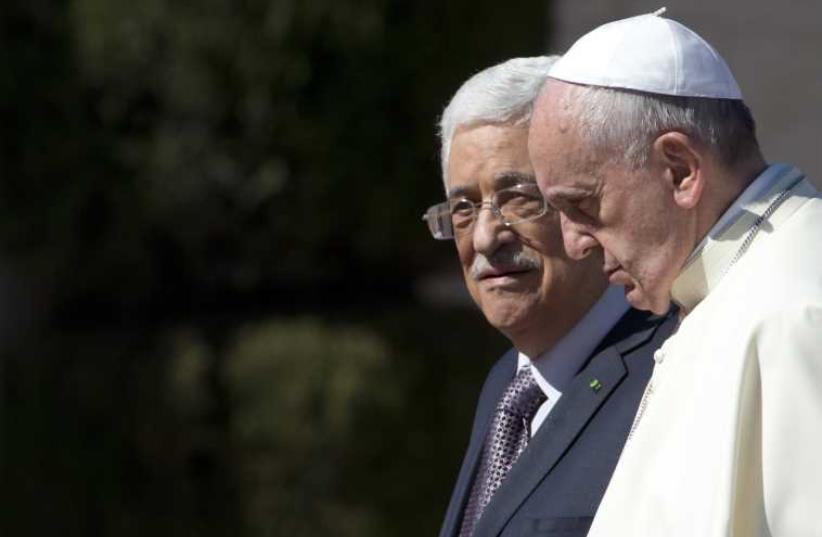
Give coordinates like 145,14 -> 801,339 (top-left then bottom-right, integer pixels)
550,10 -> 743,99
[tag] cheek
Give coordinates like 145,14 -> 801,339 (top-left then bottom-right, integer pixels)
454,241 -> 483,302
538,239 -> 575,275
455,239 -> 474,269
523,215 -> 565,252
603,214 -> 662,259
621,236 -> 677,291
544,228 -> 567,254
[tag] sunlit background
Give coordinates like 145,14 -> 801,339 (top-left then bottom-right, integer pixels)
1,1 -> 819,536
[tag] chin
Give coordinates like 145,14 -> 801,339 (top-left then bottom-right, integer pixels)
625,285 -> 670,315
480,297 -> 538,333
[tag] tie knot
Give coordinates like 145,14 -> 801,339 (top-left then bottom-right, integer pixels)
498,364 -> 546,419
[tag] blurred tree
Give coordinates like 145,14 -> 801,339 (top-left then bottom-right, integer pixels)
221,318 -> 395,535
1,0 -> 546,536
3,0 -> 547,316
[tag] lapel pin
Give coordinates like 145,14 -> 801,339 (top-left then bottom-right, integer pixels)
589,379 -> 602,392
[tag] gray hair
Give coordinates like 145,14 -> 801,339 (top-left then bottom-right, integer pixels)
557,82 -> 762,170
439,55 -> 560,188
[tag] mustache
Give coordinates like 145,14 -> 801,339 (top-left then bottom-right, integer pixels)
470,248 -> 541,281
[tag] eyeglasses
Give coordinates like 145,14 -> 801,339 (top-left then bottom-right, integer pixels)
422,183 -> 550,240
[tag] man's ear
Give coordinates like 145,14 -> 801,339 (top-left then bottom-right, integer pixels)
652,132 -> 704,210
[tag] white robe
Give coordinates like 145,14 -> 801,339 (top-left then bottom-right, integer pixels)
587,165 -> 822,537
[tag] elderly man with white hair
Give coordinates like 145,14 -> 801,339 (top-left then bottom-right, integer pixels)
425,56 -> 676,537
529,12 -> 822,537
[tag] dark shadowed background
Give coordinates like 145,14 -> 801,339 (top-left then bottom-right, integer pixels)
3,1 -> 820,536
1,1 -> 549,535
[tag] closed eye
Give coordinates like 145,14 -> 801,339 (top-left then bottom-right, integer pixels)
550,194 -> 598,227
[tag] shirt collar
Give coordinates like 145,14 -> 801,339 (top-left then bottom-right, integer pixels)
671,163 -> 805,313
517,285 -> 630,398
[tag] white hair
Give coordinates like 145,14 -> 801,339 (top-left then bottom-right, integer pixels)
438,55 -> 560,189
556,82 -> 762,170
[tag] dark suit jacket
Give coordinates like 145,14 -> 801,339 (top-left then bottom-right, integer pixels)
438,308 -> 677,537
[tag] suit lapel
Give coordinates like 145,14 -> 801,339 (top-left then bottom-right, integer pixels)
439,353 -> 517,537
472,310 -> 666,537
472,346 -> 627,537
611,312 -> 669,355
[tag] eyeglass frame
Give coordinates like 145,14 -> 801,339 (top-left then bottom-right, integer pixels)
421,182 -> 552,240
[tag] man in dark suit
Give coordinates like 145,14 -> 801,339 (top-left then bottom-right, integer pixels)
422,56 -> 676,537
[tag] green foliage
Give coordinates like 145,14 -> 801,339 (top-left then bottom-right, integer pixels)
3,0 -> 547,308
3,311 -> 505,536
1,0 -> 546,535
222,318 -> 394,536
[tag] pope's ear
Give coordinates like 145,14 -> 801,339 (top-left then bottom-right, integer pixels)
652,131 -> 704,210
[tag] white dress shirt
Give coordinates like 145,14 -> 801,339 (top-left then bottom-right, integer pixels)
516,285 -> 630,436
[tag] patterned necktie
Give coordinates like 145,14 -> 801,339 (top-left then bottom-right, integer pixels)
459,364 -> 547,537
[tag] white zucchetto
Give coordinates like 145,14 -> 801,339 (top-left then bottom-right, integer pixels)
549,11 -> 743,100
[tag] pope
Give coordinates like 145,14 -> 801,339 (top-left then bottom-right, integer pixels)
528,11 -> 822,537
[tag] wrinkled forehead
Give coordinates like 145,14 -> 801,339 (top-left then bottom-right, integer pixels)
447,123 -> 534,192
529,87 -> 598,184
533,80 -> 578,128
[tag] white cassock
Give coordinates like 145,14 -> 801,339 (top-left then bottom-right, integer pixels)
587,164 -> 822,537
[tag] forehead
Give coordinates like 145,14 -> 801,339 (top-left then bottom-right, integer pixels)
447,123 -> 533,192
532,80 -> 573,128
529,82 -> 603,191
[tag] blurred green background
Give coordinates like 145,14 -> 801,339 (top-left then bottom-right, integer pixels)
1,1 -> 549,535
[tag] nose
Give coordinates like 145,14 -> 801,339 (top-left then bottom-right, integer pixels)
560,214 -> 599,260
472,205 -> 515,255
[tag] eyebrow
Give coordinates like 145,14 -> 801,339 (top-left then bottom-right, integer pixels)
447,171 -> 537,199
542,185 -> 596,210
446,185 -> 475,199
493,171 -> 536,187
548,186 -> 593,200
